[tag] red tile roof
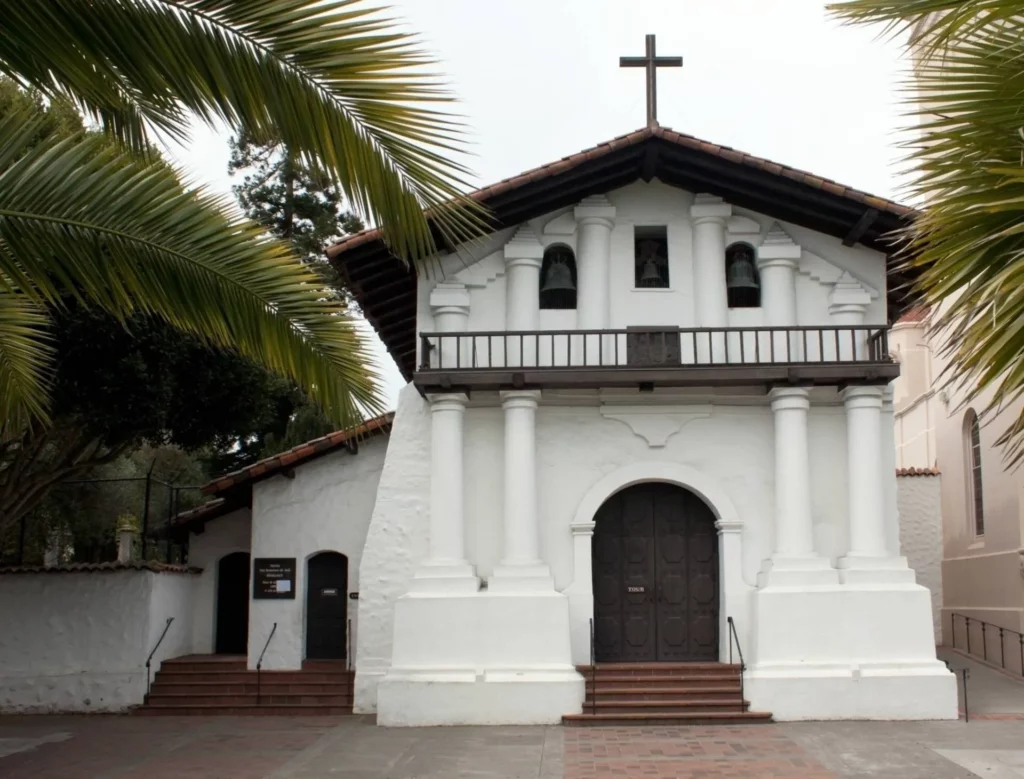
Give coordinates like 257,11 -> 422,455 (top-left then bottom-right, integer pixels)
0,561 -> 200,575
896,467 -> 940,477
327,124 -> 913,259
202,412 -> 394,497
896,305 -> 931,325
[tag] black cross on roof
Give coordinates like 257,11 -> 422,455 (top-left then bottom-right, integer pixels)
620,34 -> 683,128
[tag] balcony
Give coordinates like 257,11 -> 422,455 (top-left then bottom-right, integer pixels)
413,326 -> 897,394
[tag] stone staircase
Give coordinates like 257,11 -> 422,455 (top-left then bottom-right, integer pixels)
135,655 -> 353,716
562,662 -> 773,726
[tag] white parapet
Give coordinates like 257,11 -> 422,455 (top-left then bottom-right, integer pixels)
745,583 -> 957,721
376,590 -> 584,726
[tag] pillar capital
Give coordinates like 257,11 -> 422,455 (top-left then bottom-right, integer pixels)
499,389 -> 541,409
503,225 -> 545,262
841,385 -> 883,409
574,194 -> 616,227
829,272 -> 872,319
757,223 -> 801,262
757,256 -> 800,272
769,386 -> 810,411
570,521 -> 596,537
429,282 -> 470,317
427,392 -> 469,412
690,193 -> 732,224
715,519 -> 743,536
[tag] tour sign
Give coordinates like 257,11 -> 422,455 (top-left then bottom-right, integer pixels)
253,558 -> 296,600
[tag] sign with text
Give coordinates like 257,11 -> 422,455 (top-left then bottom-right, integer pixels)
253,558 -> 296,600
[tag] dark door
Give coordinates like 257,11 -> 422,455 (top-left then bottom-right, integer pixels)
592,483 -> 718,662
306,552 -> 348,660
215,552 -> 250,655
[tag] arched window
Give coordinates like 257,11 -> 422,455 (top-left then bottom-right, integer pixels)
965,410 -> 985,536
725,243 -> 760,308
539,245 -> 577,310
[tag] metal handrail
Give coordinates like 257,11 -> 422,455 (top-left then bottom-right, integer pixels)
589,617 -> 596,716
418,325 -> 891,372
727,616 -> 746,710
950,612 -> 1024,678
255,622 -> 278,705
346,618 -> 353,672
145,617 -> 174,696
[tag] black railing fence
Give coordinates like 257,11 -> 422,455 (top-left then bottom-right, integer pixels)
727,616 -> 746,708
145,617 -> 175,696
1,474 -> 204,568
950,612 -> 1024,678
419,326 -> 891,372
256,622 -> 278,705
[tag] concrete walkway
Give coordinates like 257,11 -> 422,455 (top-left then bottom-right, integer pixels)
939,646 -> 1024,718
2,657 -> 1024,778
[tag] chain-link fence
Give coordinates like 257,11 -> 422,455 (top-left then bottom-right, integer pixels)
0,472 -> 205,567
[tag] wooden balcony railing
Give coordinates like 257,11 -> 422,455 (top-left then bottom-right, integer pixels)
418,326 -> 892,374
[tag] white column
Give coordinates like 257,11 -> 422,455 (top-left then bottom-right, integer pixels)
716,519 -> 748,662
565,521 -> 596,664
690,195 -> 731,364
829,273 -> 871,361
757,226 -> 802,362
491,390 -> 553,591
429,283 -> 470,369
838,386 -> 913,583
411,392 -> 479,592
574,196 -> 616,366
504,226 -> 544,368
881,385 -> 901,556
759,387 -> 837,587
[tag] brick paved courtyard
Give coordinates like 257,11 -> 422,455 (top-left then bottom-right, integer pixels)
3,714 -> 1024,778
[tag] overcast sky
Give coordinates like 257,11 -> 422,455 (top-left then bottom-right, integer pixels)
163,0 -> 908,410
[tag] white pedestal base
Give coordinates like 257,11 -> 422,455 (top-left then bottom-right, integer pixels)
488,564 -> 555,592
408,562 -> 480,593
757,556 -> 839,587
748,583 -> 957,720
836,555 -> 916,585
377,590 -> 583,726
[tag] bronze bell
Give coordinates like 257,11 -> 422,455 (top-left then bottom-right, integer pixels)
727,247 -> 759,290
541,258 -> 575,293
639,257 -> 662,286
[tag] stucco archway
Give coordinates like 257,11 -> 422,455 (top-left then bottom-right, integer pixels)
563,462 -> 746,665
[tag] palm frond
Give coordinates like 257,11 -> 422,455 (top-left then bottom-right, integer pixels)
0,110 -> 383,431
0,280 -> 53,437
0,0 -> 490,261
831,1 -> 1024,463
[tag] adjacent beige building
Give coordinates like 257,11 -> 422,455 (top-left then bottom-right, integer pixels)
891,307 -> 1024,670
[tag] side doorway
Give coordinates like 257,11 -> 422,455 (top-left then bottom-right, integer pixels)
305,552 -> 348,660
215,551 -> 251,655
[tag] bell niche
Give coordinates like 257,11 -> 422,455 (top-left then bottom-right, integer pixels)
539,245 -> 577,310
726,242 -> 760,308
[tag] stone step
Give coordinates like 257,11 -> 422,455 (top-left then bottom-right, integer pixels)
562,711 -> 773,727
159,658 -> 248,673
579,673 -> 742,687
152,671 -> 352,684
582,698 -> 749,715
586,687 -> 742,702
149,681 -> 353,696
576,663 -> 742,677
135,704 -> 352,716
145,692 -> 352,706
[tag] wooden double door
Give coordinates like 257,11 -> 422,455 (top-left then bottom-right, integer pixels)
592,483 -> 719,662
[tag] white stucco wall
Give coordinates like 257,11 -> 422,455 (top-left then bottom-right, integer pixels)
355,384 -> 874,712
187,507 -> 252,655
0,570 -> 198,713
897,474 -> 944,643
247,435 -> 388,670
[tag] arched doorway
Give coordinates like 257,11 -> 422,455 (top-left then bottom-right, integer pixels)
306,552 -> 348,660
215,552 -> 251,655
592,483 -> 718,662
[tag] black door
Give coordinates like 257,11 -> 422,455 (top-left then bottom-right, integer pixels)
215,552 -> 250,655
592,483 -> 718,662
306,552 -> 348,660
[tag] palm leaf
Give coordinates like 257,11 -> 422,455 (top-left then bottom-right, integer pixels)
0,109 -> 383,432
830,0 -> 1024,463
0,0 -> 490,261
0,282 -> 52,437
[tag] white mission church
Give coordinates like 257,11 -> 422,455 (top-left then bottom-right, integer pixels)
1,38 -> 957,724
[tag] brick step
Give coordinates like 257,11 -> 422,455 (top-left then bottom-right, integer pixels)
146,693 -> 351,706
135,704 -> 352,716
578,674 -> 741,687
301,660 -> 350,671
152,671 -> 352,684
586,687 -> 742,702
149,682 -> 353,696
159,659 -> 248,673
576,663 -> 741,674
581,699 -> 749,715
562,711 -> 772,726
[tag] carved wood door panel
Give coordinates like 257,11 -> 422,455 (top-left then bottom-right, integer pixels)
592,483 -> 719,663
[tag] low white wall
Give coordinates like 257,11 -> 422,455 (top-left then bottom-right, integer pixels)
0,569 -> 198,713
897,473 -> 944,643
187,508 -> 251,655
248,435 -> 388,670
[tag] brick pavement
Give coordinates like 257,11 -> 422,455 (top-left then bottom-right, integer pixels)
563,725 -> 836,778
